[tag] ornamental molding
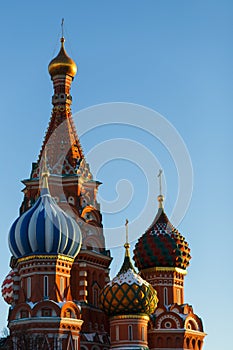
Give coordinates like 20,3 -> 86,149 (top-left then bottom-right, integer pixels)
157,314 -> 181,329
110,314 -> 149,321
17,254 -> 74,264
142,267 -> 187,275
185,316 -> 200,331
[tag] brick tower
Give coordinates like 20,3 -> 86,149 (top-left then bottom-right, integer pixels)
100,223 -> 158,349
7,161 -> 83,348
2,35 -> 112,349
133,194 -> 206,350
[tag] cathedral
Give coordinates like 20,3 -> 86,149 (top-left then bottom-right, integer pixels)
1,34 -> 206,349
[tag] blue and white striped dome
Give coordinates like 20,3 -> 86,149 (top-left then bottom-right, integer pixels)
9,179 -> 82,259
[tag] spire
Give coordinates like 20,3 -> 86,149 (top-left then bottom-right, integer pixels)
30,30 -> 85,179
117,220 -> 135,275
40,147 -> 50,195
157,169 -> 164,209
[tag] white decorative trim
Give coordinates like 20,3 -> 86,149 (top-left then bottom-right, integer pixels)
157,314 -> 181,329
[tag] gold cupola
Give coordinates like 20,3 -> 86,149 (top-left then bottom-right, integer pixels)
48,37 -> 77,79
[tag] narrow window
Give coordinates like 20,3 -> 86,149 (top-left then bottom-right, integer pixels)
164,287 -> 168,305
128,325 -> 133,341
60,277 -> 64,299
177,288 -> 181,304
44,276 -> 48,298
27,277 -> 31,299
141,326 -> 145,341
93,288 -> 98,307
116,325 -> 119,341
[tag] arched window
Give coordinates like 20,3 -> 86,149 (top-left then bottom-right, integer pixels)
164,287 -> 168,305
116,325 -> 119,341
44,276 -> 48,298
141,326 -> 145,341
157,337 -> 163,347
128,325 -> 133,341
27,277 -> 31,299
167,337 -> 172,347
93,288 -> 98,307
176,337 -> 181,347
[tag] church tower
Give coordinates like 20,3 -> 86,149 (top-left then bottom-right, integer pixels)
100,222 -> 158,349
2,32 -> 112,349
7,160 -> 83,348
133,193 -> 206,349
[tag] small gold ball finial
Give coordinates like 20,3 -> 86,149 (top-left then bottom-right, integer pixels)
157,194 -> 164,209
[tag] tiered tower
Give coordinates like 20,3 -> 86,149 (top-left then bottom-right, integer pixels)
2,34 -> 112,349
100,223 -> 158,349
133,194 -> 206,350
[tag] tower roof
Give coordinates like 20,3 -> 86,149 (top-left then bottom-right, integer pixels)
99,223 -> 158,317
9,165 -> 82,259
133,195 -> 191,271
30,35 -> 92,179
48,37 -> 77,79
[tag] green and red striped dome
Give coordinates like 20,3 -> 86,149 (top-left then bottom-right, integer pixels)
133,197 -> 191,271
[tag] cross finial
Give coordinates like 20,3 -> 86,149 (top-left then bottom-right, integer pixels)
157,169 -> 164,209
157,169 -> 163,195
124,219 -> 130,257
61,18 -> 64,38
125,219 -> 129,244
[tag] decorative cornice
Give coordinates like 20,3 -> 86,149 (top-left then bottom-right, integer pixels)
141,267 -> 187,275
110,314 -> 149,321
17,254 -> 74,264
148,328 -> 206,336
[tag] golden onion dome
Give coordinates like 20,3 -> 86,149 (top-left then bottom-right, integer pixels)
48,37 -> 77,78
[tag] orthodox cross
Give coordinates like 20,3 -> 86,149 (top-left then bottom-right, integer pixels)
61,18 -> 64,38
157,169 -> 163,195
125,219 -> 129,244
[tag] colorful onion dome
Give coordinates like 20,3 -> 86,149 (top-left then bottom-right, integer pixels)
99,239 -> 158,317
8,167 -> 82,259
48,37 -> 77,78
133,195 -> 191,271
1,270 -> 15,304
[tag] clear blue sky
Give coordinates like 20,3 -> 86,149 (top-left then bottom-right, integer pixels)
0,1 -> 233,349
